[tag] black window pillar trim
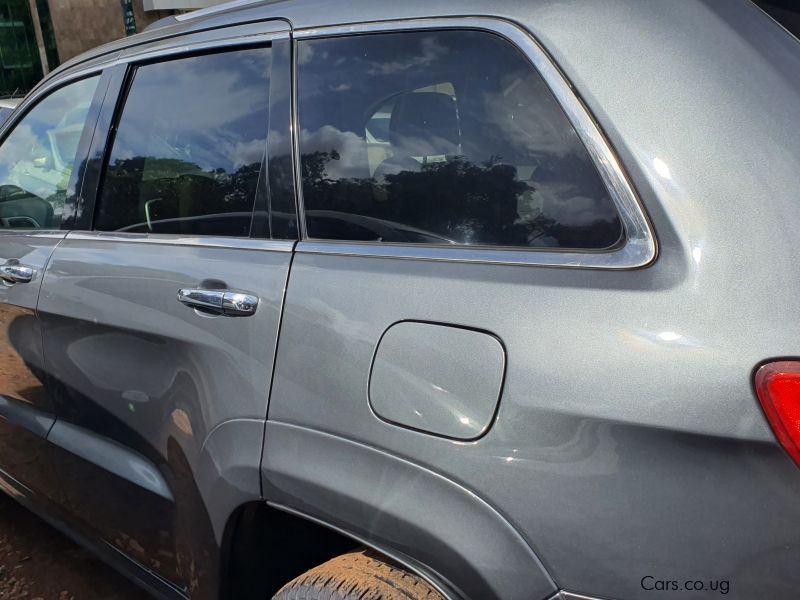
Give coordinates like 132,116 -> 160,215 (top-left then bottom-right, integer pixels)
69,63 -> 129,232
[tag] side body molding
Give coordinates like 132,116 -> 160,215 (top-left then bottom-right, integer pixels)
261,421 -> 557,600
47,420 -> 173,501
0,396 -> 53,440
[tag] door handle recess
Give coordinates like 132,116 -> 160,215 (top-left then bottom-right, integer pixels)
0,263 -> 34,284
177,288 -> 258,316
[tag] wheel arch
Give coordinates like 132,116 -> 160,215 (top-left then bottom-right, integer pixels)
260,420 -> 557,600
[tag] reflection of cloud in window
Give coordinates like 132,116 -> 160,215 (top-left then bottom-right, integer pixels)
0,124 -> 37,166
112,50 -> 269,174
297,42 -> 315,65
300,125 -> 370,180
157,62 -> 264,129
22,79 -> 98,135
226,138 -> 265,169
296,31 -> 621,249
482,76 -> 575,159
366,37 -> 450,76
532,184 -> 615,226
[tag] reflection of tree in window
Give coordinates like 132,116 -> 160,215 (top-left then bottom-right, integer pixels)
298,30 -> 622,249
95,48 -> 271,237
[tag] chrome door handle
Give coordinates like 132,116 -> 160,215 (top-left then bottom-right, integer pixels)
177,288 -> 258,316
221,292 -> 260,316
0,262 -> 34,284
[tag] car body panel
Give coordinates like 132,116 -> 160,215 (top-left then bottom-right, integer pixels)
263,246 -> 795,599
368,321 -> 506,440
0,232 -> 64,499
16,23 -> 293,598
261,420 -> 555,600
37,234 -> 293,593
262,3 -> 800,600
0,1 -> 796,600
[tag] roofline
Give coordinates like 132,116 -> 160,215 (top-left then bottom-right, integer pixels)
47,4 -> 290,83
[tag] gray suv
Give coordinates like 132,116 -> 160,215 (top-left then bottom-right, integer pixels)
0,1 -> 798,599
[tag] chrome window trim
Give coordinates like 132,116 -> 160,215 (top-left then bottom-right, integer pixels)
293,17 -> 657,269
0,230 -> 67,240
297,240 -> 633,268
66,231 -> 295,252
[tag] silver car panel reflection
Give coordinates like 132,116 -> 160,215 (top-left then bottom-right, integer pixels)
0,2 -> 796,600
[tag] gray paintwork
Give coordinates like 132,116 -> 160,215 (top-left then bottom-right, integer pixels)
0,1 -> 796,600
36,233 -> 292,591
262,421 -> 554,600
0,233 -> 64,498
368,321 -> 506,440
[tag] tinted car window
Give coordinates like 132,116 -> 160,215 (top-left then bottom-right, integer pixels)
0,77 -> 99,229
95,48 -> 270,237
297,31 -> 622,249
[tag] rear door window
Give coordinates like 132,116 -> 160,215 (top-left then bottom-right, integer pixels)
94,47 -> 271,237
296,30 -> 622,249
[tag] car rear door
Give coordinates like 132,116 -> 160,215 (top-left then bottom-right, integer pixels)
0,71 -> 107,500
36,24 -> 295,593
262,22 -> 655,600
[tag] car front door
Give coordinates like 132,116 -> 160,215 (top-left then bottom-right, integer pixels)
37,28 -> 294,594
0,73 -> 105,501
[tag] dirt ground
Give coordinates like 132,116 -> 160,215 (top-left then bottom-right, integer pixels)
0,492 -> 145,599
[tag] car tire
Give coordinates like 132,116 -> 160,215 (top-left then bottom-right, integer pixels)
272,548 -> 444,600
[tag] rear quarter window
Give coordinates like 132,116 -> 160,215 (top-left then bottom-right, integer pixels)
296,29 -> 623,250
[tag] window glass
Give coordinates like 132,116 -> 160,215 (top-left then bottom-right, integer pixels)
297,31 -> 622,249
0,76 -> 99,229
95,47 -> 271,237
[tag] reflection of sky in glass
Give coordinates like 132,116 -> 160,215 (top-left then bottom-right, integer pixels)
110,48 -> 270,175
0,76 -> 99,200
297,31 -> 621,249
94,48 -> 271,237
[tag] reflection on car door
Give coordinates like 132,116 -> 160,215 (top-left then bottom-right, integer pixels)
0,233 -> 63,498
37,37 -> 293,593
0,74 -> 103,500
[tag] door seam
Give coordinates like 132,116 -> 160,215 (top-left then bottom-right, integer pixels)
36,233 -> 67,438
258,239 -> 297,498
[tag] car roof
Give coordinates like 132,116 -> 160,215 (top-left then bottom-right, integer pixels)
52,0 -> 794,93
51,0 -> 567,76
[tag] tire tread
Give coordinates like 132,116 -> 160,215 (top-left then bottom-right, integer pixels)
272,548 -> 443,600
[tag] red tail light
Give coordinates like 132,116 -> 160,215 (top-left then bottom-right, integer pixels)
755,361 -> 800,467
